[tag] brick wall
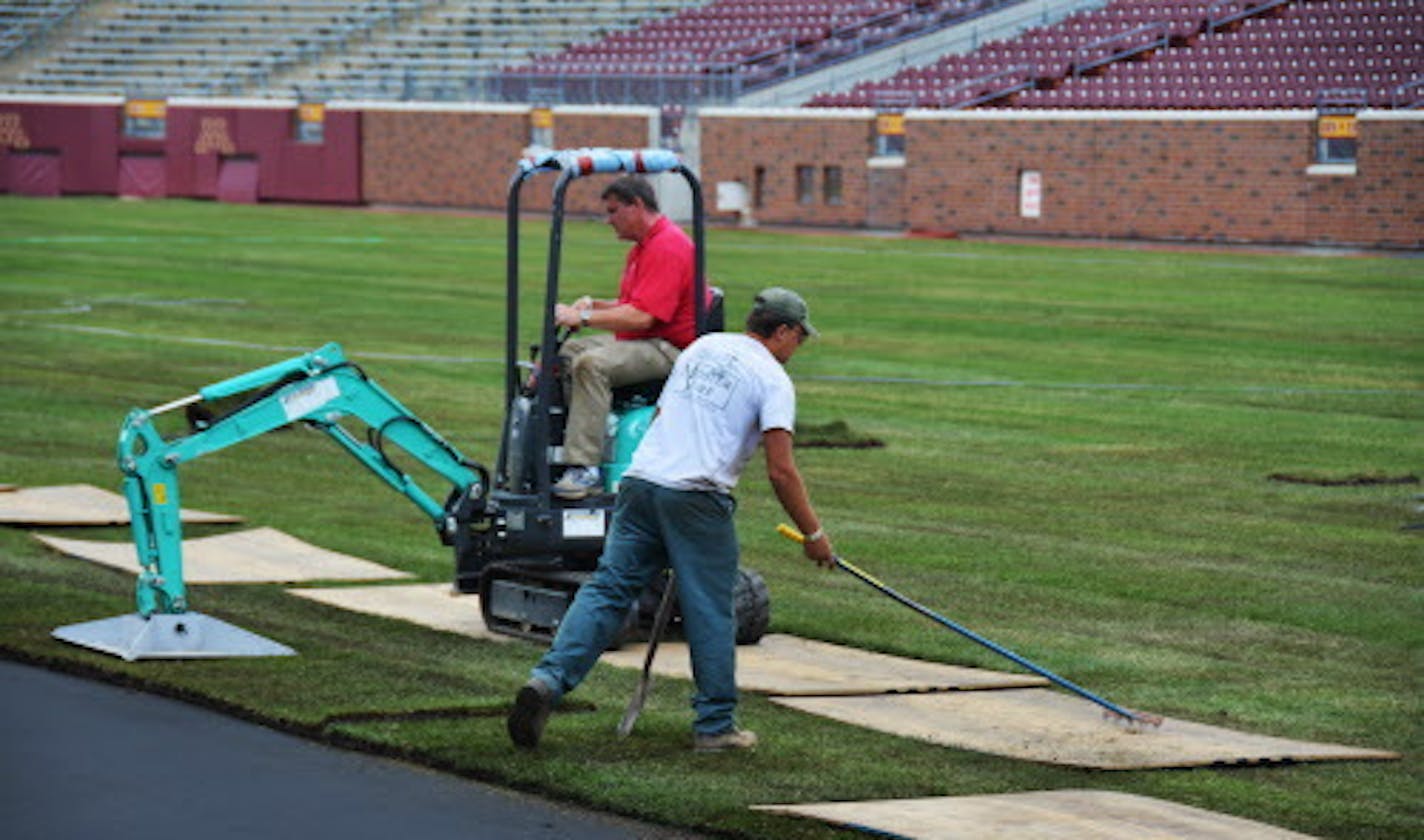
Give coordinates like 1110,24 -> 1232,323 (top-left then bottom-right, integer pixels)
361,106 -> 527,209
698,108 -> 875,228
866,161 -> 905,230
697,109 -> 1423,248
360,104 -> 656,215
904,114 -> 1326,243
1304,115 -> 1423,247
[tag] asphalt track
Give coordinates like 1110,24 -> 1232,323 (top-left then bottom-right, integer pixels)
0,660 -> 699,840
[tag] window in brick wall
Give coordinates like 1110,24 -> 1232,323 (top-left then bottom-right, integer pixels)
876,132 -> 906,157
796,165 -> 815,205
875,112 -> 906,157
1315,114 -> 1357,165
823,165 -> 843,205
753,165 -> 766,209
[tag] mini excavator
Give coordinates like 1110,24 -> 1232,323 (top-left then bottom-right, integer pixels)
53,148 -> 770,660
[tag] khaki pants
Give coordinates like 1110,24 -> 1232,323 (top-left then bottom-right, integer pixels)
561,334 -> 679,466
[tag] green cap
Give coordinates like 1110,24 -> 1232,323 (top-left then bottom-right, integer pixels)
754,287 -> 818,338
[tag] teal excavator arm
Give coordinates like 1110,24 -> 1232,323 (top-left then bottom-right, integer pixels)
116,342 -> 487,617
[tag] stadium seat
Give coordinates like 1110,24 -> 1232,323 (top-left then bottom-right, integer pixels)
2,0 -> 1417,110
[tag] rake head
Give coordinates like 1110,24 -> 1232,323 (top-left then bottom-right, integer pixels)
1104,708 -> 1165,733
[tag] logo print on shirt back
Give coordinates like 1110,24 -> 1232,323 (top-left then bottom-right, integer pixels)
683,354 -> 742,409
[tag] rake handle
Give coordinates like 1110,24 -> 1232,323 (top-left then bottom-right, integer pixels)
776,524 -> 1158,726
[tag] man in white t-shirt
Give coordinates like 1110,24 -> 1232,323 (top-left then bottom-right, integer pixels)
509,288 -> 836,753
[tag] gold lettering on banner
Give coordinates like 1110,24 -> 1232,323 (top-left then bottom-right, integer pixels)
193,117 -> 236,155
0,113 -> 31,150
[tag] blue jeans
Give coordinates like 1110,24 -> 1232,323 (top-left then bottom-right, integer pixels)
530,477 -> 741,735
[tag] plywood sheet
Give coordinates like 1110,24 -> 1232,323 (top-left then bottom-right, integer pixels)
287,583 -> 506,642
600,633 -> 1047,696
0,483 -> 242,526
36,528 -> 411,584
754,789 -> 1317,839
772,689 -> 1400,770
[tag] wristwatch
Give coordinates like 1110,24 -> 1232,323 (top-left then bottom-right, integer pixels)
579,309 -> 592,327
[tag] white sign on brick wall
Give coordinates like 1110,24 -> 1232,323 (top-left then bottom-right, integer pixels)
1019,170 -> 1042,219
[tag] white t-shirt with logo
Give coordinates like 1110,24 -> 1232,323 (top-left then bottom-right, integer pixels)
624,332 -> 795,493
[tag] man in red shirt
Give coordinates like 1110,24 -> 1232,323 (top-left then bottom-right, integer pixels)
551,176 -> 697,499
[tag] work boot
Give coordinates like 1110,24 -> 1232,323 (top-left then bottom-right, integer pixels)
552,466 -> 601,500
692,728 -> 758,753
507,679 -> 554,749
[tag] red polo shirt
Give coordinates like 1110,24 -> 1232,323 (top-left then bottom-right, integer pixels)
616,216 -> 698,349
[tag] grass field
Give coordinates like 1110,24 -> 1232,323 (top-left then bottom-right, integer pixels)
1,195 -> 1420,838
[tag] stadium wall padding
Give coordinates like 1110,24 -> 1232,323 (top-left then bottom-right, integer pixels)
0,99 -> 359,203
0,101 -> 121,195
162,104 -> 360,204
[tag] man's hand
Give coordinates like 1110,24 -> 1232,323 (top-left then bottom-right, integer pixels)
804,533 -> 836,569
776,523 -> 837,569
554,303 -> 584,329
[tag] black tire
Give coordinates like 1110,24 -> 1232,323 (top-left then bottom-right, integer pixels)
733,567 -> 771,645
627,567 -> 769,645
